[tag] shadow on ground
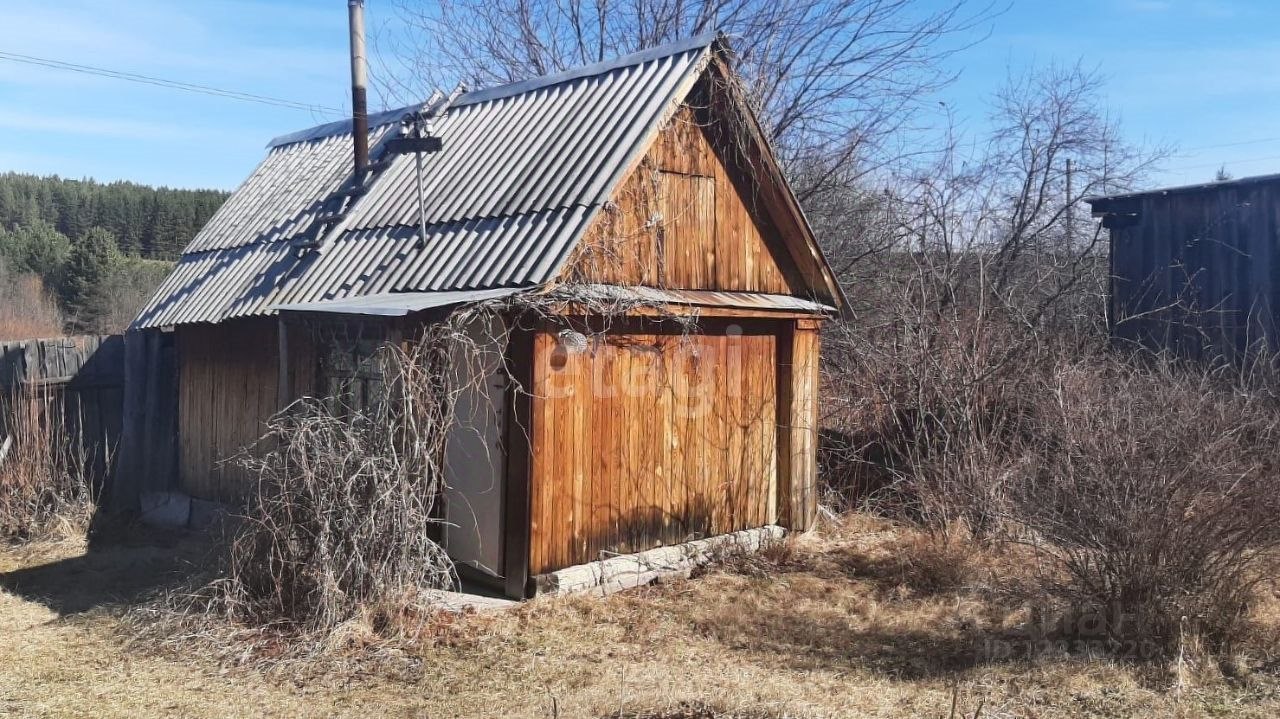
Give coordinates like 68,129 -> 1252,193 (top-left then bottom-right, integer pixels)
674,536 -> 1045,681
697,600 -> 1004,680
0,527 -> 213,615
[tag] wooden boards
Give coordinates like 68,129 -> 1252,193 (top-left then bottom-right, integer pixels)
776,321 -> 820,530
562,105 -> 800,295
176,318 -> 280,502
527,320 -> 779,575
1,333 -> 131,502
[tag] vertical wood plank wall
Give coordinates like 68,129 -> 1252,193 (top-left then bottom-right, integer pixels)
177,317 -> 282,502
524,98 -> 832,574
0,334 -> 130,497
777,321 -> 820,530
527,321 -> 782,575
563,105 -> 802,294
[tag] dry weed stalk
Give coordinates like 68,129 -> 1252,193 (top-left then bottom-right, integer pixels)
200,329 -> 472,631
0,383 -> 94,540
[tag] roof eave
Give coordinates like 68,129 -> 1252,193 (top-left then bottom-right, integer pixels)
1085,171 -> 1280,206
704,55 -> 852,318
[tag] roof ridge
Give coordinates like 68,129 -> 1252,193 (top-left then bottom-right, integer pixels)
1086,171 -> 1280,204
452,31 -> 719,108
266,31 -> 721,150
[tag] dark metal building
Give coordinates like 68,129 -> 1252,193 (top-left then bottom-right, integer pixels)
1088,174 -> 1280,359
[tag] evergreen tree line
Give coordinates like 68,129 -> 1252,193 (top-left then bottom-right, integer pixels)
0,221 -> 172,334
0,172 -> 228,260
0,173 -> 226,335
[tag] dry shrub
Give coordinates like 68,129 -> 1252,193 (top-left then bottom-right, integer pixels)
1007,358 -> 1280,655
829,308 -> 1280,657
0,265 -> 63,340
821,230 -> 1280,656
200,339 -> 459,631
0,384 -> 93,540
823,309 -> 1081,529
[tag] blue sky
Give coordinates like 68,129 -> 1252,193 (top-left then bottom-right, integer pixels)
0,0 -> 1275,190
939,0 -> 1280,187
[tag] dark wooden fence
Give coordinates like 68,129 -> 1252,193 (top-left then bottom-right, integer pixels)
0,331 -> 181,510
0,335 -> 126,487
113,330 -> 179,509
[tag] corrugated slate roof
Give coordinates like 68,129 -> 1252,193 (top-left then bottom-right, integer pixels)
342,53 -> 695,232
184,128 -> 389,254
134,34 -> 718,329
1086,172 -> 1280,206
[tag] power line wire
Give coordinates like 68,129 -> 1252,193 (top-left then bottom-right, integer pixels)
0,50 -> 343,115
1179,135 -> 1280,154
1164,153 -> 1280,174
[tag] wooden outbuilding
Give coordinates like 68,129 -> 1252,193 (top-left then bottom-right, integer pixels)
125,34 -> 846,597
1089,174 -> 1280,359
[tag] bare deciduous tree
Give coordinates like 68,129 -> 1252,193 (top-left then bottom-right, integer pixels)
0,262 -> 63,340
833,64 -> 1167,330
379,0 -> 996,202
818,63 -> 1167,513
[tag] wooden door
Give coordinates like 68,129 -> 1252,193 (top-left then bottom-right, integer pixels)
529,324 -> 778,574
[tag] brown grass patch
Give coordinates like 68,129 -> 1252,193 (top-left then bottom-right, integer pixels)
605,703 -> 786,718
2,517 -> 1280,717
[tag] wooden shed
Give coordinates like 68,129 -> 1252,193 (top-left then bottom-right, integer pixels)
126,34 -> 846,597
1088,174 -> 1280,359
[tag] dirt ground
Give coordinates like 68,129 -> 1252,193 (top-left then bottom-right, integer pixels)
2,517 -> 1280,718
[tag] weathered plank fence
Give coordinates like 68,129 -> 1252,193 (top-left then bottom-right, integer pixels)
112,330 -> 179,509
0,331 -> 179,509
0,335 -> 126,488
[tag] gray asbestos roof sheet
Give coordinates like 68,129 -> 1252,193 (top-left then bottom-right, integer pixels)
134,35 -> 716,329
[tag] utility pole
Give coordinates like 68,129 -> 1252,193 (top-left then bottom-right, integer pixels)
1065,157 -> 1074,246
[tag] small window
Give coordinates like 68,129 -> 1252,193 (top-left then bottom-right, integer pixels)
317,323 -> 388,415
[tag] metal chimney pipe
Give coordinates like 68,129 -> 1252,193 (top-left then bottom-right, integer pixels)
348,0 -> 369,177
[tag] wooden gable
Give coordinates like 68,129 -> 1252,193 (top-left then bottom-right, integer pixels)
560,102 -> 810,297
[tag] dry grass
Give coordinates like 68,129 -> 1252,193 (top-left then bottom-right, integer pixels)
2,517 -> 1280,718
0,267 -> 63,341
605,705 -> 789,718
0,384 -> 94,541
